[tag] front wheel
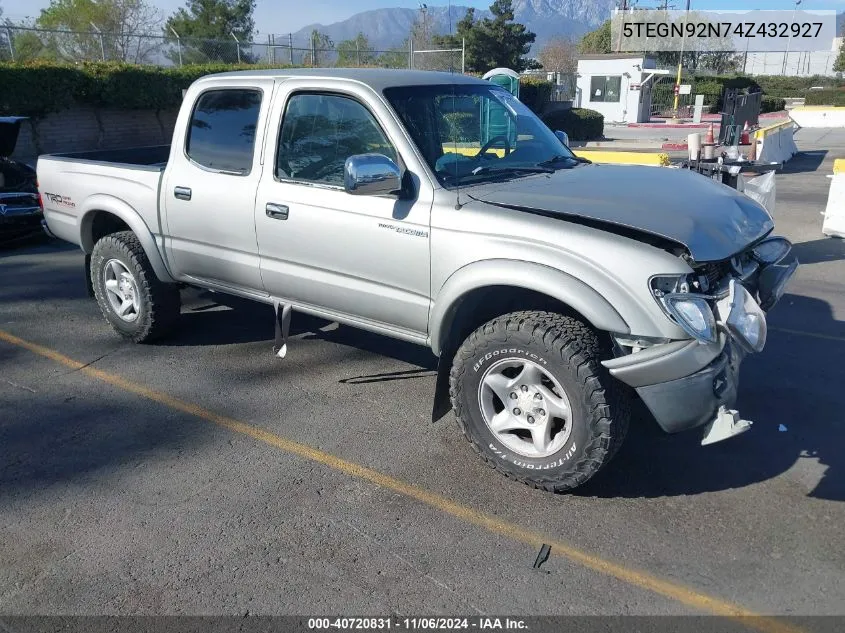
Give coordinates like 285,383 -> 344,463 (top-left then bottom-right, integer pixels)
449,311 -> 630,492
90,231 -> 181,343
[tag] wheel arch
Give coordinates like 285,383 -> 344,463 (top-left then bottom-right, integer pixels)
428,260 -> 631,358
79,195 -> 175,283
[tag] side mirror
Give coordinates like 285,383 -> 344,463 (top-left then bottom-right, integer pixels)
344,154 -> 402,196
555,130 -> 570,147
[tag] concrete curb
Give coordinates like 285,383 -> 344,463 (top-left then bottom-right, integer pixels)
573,150 -> 670,166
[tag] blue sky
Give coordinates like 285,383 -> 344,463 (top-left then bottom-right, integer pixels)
2,0 -> 844,37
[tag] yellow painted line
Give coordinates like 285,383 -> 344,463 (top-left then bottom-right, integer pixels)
754,120 -> 794,140
442,146 -> 506,158
770,326 -> 845,343
574,150 -> 670,167
833,159 -> 845,175
0,328 -> 805,633
440,146 -> 670,166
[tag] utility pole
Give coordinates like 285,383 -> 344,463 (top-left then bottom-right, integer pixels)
672,0 -> 691,120
171,27 -> 182,66
419,3 -> 428,45
616,0 -> 628,53
90,22 -> 105,61
231,32 -> 240,64
783,0 -> 803,74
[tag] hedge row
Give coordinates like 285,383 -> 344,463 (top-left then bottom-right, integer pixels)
680,74 -> 843,112
804,89 -> 845,106
541,108 -> 604,141
519,77 -> 553,114
761,96 -> 787,113
0,61 -> 281,116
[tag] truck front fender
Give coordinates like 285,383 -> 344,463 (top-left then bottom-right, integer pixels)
78,194 -> 176,284
428,259 -> 630,357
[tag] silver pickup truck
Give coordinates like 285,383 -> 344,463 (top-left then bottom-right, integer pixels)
38,68 -> 798,492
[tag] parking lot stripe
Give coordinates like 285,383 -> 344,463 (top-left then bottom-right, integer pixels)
0,328 -> 804,633
769,326 -> 845,343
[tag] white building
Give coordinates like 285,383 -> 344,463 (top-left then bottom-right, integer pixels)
576,54 -> 670,124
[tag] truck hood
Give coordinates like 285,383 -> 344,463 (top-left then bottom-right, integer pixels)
0,117 -> 27,158
467,164 -> 774,262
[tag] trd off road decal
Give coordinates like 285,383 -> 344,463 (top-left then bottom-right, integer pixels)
43,193 -> 76,209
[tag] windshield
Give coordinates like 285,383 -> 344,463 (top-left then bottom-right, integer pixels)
383,83 -> 579,187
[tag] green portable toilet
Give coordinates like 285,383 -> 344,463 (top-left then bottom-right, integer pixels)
481,68 -> 521,147
483,68 -> 521,98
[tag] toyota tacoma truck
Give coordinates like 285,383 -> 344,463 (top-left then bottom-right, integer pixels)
38,69 -> 798,492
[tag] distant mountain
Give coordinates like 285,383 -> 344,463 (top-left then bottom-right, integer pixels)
289,6 -> 478,52
511,0 -> 616,46
286,0 -> 617,53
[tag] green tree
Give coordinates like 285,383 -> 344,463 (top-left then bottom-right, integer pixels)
165,0 -> 255,64
834,38 -> 845,73
429,7 -> 475,71
0,4 -> 8,61
377,40 -> 409,69
434,2 -> 535,73
21,0 -> 162,62
302,29 -> 333,66
473,0 -> 535,72
578,19 -> 611,54
336,33 -> 374,67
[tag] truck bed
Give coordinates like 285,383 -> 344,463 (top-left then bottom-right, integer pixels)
38,145 -> 169,248
44,145 -> 170,169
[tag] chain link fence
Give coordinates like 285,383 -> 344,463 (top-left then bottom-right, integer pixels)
0,26 -> 466,71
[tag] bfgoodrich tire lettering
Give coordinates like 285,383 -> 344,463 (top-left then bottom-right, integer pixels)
449,311 -> 630,492
90,231 -> 181,343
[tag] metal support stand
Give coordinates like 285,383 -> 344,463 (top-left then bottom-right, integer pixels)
273,301 -> 292,358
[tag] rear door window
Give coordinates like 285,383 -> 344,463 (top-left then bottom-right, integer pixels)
186,89 -> 262,174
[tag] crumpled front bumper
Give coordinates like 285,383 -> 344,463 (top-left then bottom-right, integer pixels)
603,242 -> 798,443
633,335 -> 743,434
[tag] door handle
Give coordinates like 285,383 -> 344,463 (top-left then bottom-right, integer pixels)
266,203 -> 289,220
174,186 -> 192,201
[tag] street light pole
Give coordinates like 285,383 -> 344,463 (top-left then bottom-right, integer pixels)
672,0 -> 691,119
783,0 -> 802,75
616,0 -> 628,53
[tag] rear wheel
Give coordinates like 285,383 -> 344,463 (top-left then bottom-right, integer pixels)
449,311 -> 630,492
90,231 -> 180,343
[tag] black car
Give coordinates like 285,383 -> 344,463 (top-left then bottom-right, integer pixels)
1,117 -> 43,244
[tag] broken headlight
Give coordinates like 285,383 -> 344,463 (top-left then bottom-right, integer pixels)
724,279 -> 767,352
650,274 -> 718,345
662,294 -> 718,344
752,237 -> 790,265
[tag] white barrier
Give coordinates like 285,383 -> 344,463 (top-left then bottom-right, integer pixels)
823,159 -> 845,239
754,121 -> 798,164
790,106 -> 845,128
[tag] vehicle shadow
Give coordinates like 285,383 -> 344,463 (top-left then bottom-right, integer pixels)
779,149 -> 828,174
167,290 -> 438,369
0,391 -> 213,496
790,236 -> 845,265
578,293 -> 844,501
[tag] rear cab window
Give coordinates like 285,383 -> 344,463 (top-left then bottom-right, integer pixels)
186,89 -> 262,175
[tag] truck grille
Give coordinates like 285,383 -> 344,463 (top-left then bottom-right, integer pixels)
694,251 -> 759,295
696,261 -> 732,293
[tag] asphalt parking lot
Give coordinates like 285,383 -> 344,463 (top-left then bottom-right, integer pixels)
1,129 -> 844,624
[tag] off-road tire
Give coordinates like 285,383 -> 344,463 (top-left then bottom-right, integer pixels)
449,311 -> 630,492
90,231 -> 181,343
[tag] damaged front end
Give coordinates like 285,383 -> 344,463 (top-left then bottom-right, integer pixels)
603,237 -> 798,445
